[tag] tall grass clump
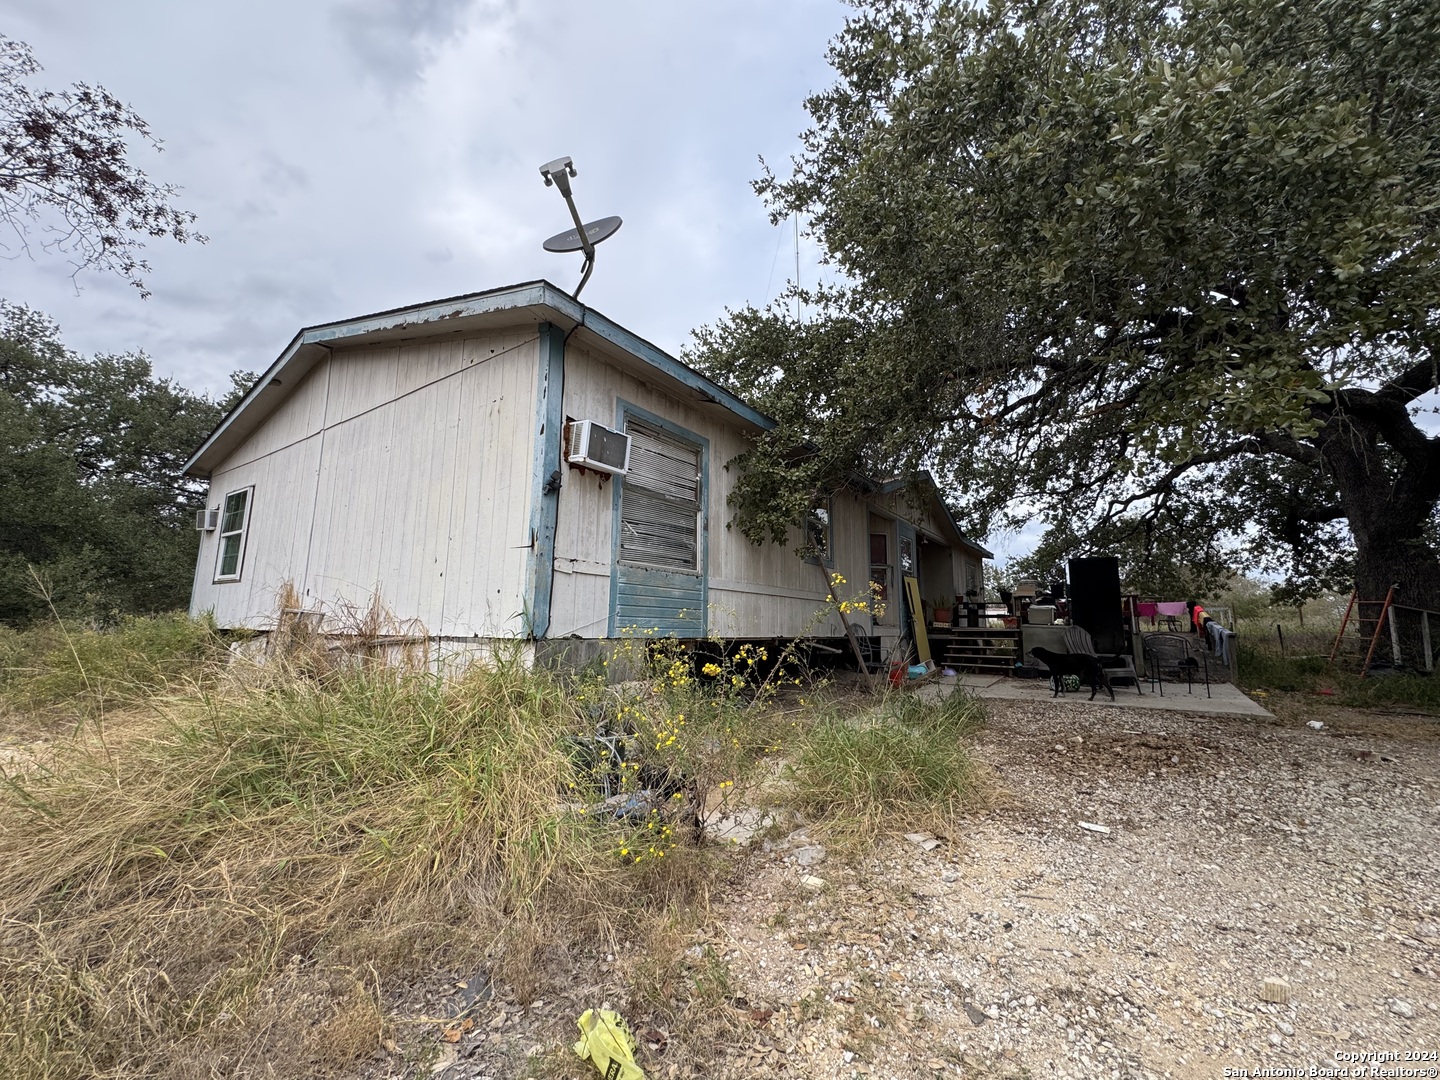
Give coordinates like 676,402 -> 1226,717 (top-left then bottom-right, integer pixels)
0,612 -> 224,719
793,689 -> 987,841
0,655 -> 706,1080
1336,672 -> 1440,711
1236,642 -> 1329,693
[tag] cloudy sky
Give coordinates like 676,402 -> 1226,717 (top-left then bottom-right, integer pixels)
1,0 -> 848,391
2,0 -> 1052,563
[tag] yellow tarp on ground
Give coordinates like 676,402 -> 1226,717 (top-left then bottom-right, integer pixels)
573,1008 -> 646,1080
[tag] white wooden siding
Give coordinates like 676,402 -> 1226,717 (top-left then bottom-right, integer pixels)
189,435 -> 323,627
188,319 -> 983,644
190,331 -> 539,634
551,344 -> 875,639
218,362 -> 330,473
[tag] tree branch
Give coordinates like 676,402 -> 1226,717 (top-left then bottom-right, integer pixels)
1373,354 -> 1440,407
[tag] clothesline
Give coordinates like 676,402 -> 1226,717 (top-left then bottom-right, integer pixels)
1136,600 -> 1188,622
1132,601 -> 1236,663
1135,600 -> 1191,627
1134,600 -> 1236,631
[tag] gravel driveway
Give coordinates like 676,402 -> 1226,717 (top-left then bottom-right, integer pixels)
385,694 -> 1440,1080
698,696 -> 1440,1079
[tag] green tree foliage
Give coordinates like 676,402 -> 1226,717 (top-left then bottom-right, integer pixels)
689,0 -> 1440,607
0,303 -> 240,624
0,34 -> 203,297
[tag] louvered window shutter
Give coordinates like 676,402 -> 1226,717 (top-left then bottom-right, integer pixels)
619,419 -> 701,571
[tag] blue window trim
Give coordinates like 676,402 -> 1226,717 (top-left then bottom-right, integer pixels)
608,399 -> 709,638
526,322 -> 565,638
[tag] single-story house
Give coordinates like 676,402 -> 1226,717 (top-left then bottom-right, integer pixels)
183,280 -> 991,666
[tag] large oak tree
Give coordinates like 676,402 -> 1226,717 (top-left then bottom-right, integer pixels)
689,0 -> 1440,608
0,34 -> 202,296
0,304 -> 245,624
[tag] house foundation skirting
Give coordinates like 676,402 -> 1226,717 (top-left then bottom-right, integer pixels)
225,631 -> 867,681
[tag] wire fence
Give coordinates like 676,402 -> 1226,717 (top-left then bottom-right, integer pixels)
1249,623 -> 1339,660
1347,605 -> 1439,674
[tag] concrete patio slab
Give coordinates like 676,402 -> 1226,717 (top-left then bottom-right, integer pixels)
929,672 -> 1272,717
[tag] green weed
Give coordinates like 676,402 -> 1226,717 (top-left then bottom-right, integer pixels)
0,596 -> 993,1079
1335,672 -> 1440,711
0,612 -> 223,718
792,690 -> 986,842
1237,643 -> 1329,693
0,657 -> 710,1080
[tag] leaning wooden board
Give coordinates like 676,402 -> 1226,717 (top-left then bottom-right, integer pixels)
904,575 -> 931,666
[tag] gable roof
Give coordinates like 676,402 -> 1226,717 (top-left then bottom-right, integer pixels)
877,474 -> 994,559
181,280 -> 993,561
182,279 -> 774,478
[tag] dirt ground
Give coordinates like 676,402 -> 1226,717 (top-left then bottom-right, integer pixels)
396,692 -> 1440,1080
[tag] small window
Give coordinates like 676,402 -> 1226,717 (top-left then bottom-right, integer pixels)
214,487 -> 252,582
805,499 -> 832,564
868,530 -> 891,623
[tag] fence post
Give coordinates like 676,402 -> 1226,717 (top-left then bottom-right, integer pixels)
1389,607 -> 1402,668
1423,611 -> 1433,673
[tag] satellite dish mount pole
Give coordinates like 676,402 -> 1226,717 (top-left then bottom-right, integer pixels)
539,156 -> 622,300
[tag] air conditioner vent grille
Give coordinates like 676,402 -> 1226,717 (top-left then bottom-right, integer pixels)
565,420 -> 630,475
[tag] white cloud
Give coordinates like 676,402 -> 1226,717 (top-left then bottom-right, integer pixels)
331,0 -> 487,87
0,0 -> 845,397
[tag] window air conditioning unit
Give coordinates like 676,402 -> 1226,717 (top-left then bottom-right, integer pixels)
194,508 -> 219,532
565,420 -> 630,475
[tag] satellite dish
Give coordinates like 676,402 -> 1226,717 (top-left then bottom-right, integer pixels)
543,215 -> 623,253
537,155 -> 620,299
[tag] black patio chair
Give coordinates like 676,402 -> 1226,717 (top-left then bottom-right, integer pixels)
1063,625 -> 1142,694
1143,633 -> 1210,698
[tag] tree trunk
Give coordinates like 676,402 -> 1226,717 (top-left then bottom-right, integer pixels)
1352,535 -> 1440,613
1316,397 -> 1440,612
1324,421 -> 1440,612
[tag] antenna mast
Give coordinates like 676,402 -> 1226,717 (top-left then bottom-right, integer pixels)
539,156 -> 622,300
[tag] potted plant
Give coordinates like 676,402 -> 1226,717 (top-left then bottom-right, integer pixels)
931,597 -> 953,625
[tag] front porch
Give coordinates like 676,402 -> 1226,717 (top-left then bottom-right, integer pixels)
944,670 -> 1272,717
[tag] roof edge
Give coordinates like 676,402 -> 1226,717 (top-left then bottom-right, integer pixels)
878,473 -> 994,559
182,279 -> 773,478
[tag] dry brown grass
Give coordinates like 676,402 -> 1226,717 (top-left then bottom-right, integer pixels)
0,608 -> 992,1079
0,651 -> 718,1080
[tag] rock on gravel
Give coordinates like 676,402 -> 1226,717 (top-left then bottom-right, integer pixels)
698,696 -> 1440,1078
